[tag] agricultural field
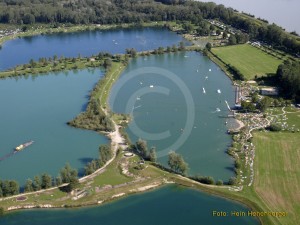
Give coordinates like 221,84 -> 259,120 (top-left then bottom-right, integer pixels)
253,131 -> 300,225
212,44 -> 282,80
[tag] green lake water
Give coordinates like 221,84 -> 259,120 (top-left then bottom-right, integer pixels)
110,51 -> 235,181
0,69 -> 108,184
0,185 -> 259,225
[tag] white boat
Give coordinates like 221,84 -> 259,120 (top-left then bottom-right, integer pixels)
217,89 -> 221,94
216,108 -> 221,112
202,87 -> 206,94
209,69 -> 212,72
149,85 -> 154,88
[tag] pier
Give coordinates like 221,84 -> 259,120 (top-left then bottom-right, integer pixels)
235,86 -> 242,105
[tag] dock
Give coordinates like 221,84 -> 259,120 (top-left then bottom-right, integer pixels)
235,86 -> 242,105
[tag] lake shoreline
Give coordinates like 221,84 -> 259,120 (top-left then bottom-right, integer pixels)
0,26 -> 276,225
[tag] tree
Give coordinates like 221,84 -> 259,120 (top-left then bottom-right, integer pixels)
24,179 -> 34,192
167,151 -> 188,175
178,41 -> 185,51
136,138 -> 148,159
216,180 -> 223,185
241,100 -> 256,112
276,61 -> 300,103
228,35 -> 237,45
29,59 -> 37,68
55,176 -> 62,186
60,163 -> 78,184
126,48 -> 137,58
257,97 -> 272,112
41,173 -> 52,189
33,176 -> 41,191
23,14 -> 35,24
149,147 -> 157,162
182,22 -> 193,33
65,176 -> 79,193
103,58 -> 112,69
10,180 -> 19,195
268,123 -> 282,132
172,44 -> 178,52
205,42 -> 212,51
228,177 -> 236,185
99,144 -> 113,165
2,180 -> 19,196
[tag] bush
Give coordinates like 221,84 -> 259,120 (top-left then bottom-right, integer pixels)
268,124 -> 282,132
216,180 -> 223,186
192,176 -> 215,185
228,177 -> 237,185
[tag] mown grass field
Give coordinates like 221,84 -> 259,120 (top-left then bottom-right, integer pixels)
212,44 -> 282,80
253,132 -> 300,225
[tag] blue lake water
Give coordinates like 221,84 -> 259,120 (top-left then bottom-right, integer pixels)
0,27 -> 187,71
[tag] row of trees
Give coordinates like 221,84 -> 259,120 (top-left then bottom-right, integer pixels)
0,0 -> 299,54
135,139 -> 238,184
135,138 -> 188,175
0,163 -> 79,198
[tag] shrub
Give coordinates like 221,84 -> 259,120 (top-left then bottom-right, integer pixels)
268,124 -> 282,132
216,180 -> 223,186
228,177 -> 237,185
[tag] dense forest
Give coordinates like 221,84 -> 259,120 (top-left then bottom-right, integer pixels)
276,60 -> 300,103
0,0 -> 299,55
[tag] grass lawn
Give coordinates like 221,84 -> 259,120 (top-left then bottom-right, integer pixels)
211,44 -> 282,80
253,132 -> 300,225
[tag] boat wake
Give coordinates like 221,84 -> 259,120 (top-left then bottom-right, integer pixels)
0,151 -> 15,162
212,108 -> 221,113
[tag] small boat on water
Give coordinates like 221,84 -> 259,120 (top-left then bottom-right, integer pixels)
202,87 -> 206,94
217,89 -> 221,94
15,141 -> 34,152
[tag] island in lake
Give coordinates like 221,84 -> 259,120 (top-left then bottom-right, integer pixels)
0,1 -> 299,225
